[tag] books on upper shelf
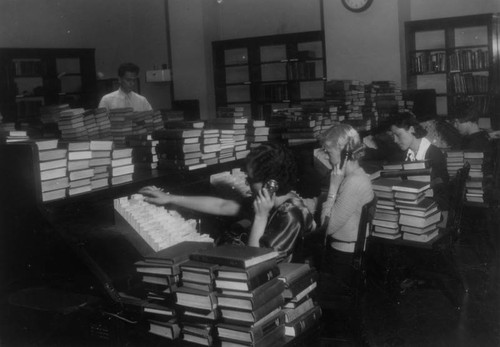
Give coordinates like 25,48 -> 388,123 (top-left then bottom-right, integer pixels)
190,245 -> 279,269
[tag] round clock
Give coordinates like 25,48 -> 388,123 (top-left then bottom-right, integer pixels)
341,0 -> 373,12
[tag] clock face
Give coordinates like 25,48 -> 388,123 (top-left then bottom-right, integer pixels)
341,0 -> 373,12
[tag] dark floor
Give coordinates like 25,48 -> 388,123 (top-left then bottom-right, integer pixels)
0,206 -> 499,347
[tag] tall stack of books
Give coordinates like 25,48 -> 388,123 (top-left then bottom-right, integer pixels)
186,245 -> 284,347
277,263 -> 321,339
324,79 -> 366,125
89,140 -> 113,190
446,150 -> 465,177
36,139 -> 68,202
83,109 -> 100,140
57,108 -> 88,141
109,108 -> 134,146
110,147 -> 134,185
369,81 -> 404,120
136,242 -> 214,342
207,118 -> 246,163
126,134 -> 159,171
371,178 -> 401,239
218,129 -> 237,164
392,180 -> 441,242
281,116 -> 319,146
114,194 -> 213,252
94,107 -> 112,139
66,141 -> 94,196
201,129 -> 221,166
177,259 -> 220,346
464,151 -> 485,203
153,128 -> 206,171
246,120 -> 269,148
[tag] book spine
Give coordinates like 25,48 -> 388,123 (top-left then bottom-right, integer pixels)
250,294 -> 284,323
284,270 -> 318,299
250,311 -> 285,342
285,305 -> 322,336
247,266 -> 280,291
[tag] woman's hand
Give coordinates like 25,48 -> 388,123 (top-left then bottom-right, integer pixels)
138,186 -> 172,205
329,163 -> 345,187
253,188 -> 275,219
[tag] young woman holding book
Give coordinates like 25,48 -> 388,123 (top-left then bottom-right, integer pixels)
311,124 -> 374,294
385,111 -> 450,218
139,143 -> 316,263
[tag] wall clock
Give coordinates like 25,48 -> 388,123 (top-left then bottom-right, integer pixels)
341,0 -> 373,12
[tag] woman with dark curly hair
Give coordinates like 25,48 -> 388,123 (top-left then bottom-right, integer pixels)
386,112 -> 450,214
139,143 -> 315,262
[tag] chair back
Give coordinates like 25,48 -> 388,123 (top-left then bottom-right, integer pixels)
352,196 -> 377,272
447,161 -> 470,239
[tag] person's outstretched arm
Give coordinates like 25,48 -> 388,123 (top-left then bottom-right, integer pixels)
139,186 -> 241,216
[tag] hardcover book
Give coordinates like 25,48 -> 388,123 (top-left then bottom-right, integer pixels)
284,304 -> 322,337
190,245 -> 279,269
216,278 -> 285,311
220,294 -> 284,325
145,241 -> 214,265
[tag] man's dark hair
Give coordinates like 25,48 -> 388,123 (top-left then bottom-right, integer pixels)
384,111 -> 427,139
456,104 -> 481,124
118,62 -> 140,77
245,142 -> 297,195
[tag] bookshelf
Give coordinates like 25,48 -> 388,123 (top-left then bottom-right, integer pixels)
0,48 -> 97,123
213,31 -> 326,120
405,13 -> 500,123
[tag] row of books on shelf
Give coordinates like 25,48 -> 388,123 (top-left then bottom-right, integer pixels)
450,73 -> 489,94
410,51 -> 446,74
129,242 -> 321,346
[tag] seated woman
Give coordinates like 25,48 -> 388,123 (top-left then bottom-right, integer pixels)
314,124 -> 374,293
139,143 -> 315,263
386,112 -> 450,220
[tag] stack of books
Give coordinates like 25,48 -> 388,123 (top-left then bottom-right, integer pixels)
187,245 -> 285,347
113,194 -> 213,252
280,117 -> 319,146
392,180 -> 441,242
89,140 -> 113,190
246,120 -> 269,147
126,134 -> 159,171
36,139 -> 68,202
137,242 -> 214,342
464,151 -> 485,203
369,81 -> 405,120
83,109 -> 100,140
201,129 -> 221,166
153,128 -> 206,171
371,178 -> 401,239
110,147 -> 134,185
177,260 -> 220,346
446,150 -> 465,177
324,80 -> 366,123
66,141 -> 93,196
217,106 -> 246,119
0,129 -> 29,143
277,263 -> 321,338
109,108 -> 134,146
93,107 -> 112,139
57,108 -> 88,141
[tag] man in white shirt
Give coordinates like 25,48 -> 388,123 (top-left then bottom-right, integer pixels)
98,63 -> 152,112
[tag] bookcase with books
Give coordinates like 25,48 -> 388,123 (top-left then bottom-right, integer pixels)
405,13 -> 500,123
0,48 -> 97,123
213,31 -> 326,120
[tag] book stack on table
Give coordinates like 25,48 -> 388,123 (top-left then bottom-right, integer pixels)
36,138 -> 69,202
135,241 -> 215,342
125,134 -> 159,172
65,140 -> 94,196
371,178 -> 401,240
110,147 -> 134,185
89,140 -> 113,190
187,245 -> 285,347
176,260 -> 220,346
246,119 -> 270,149
464,151 -> 485,203
277,263 -> 321,339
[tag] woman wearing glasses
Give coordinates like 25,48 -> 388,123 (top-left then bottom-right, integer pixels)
139,142 -> 315,262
